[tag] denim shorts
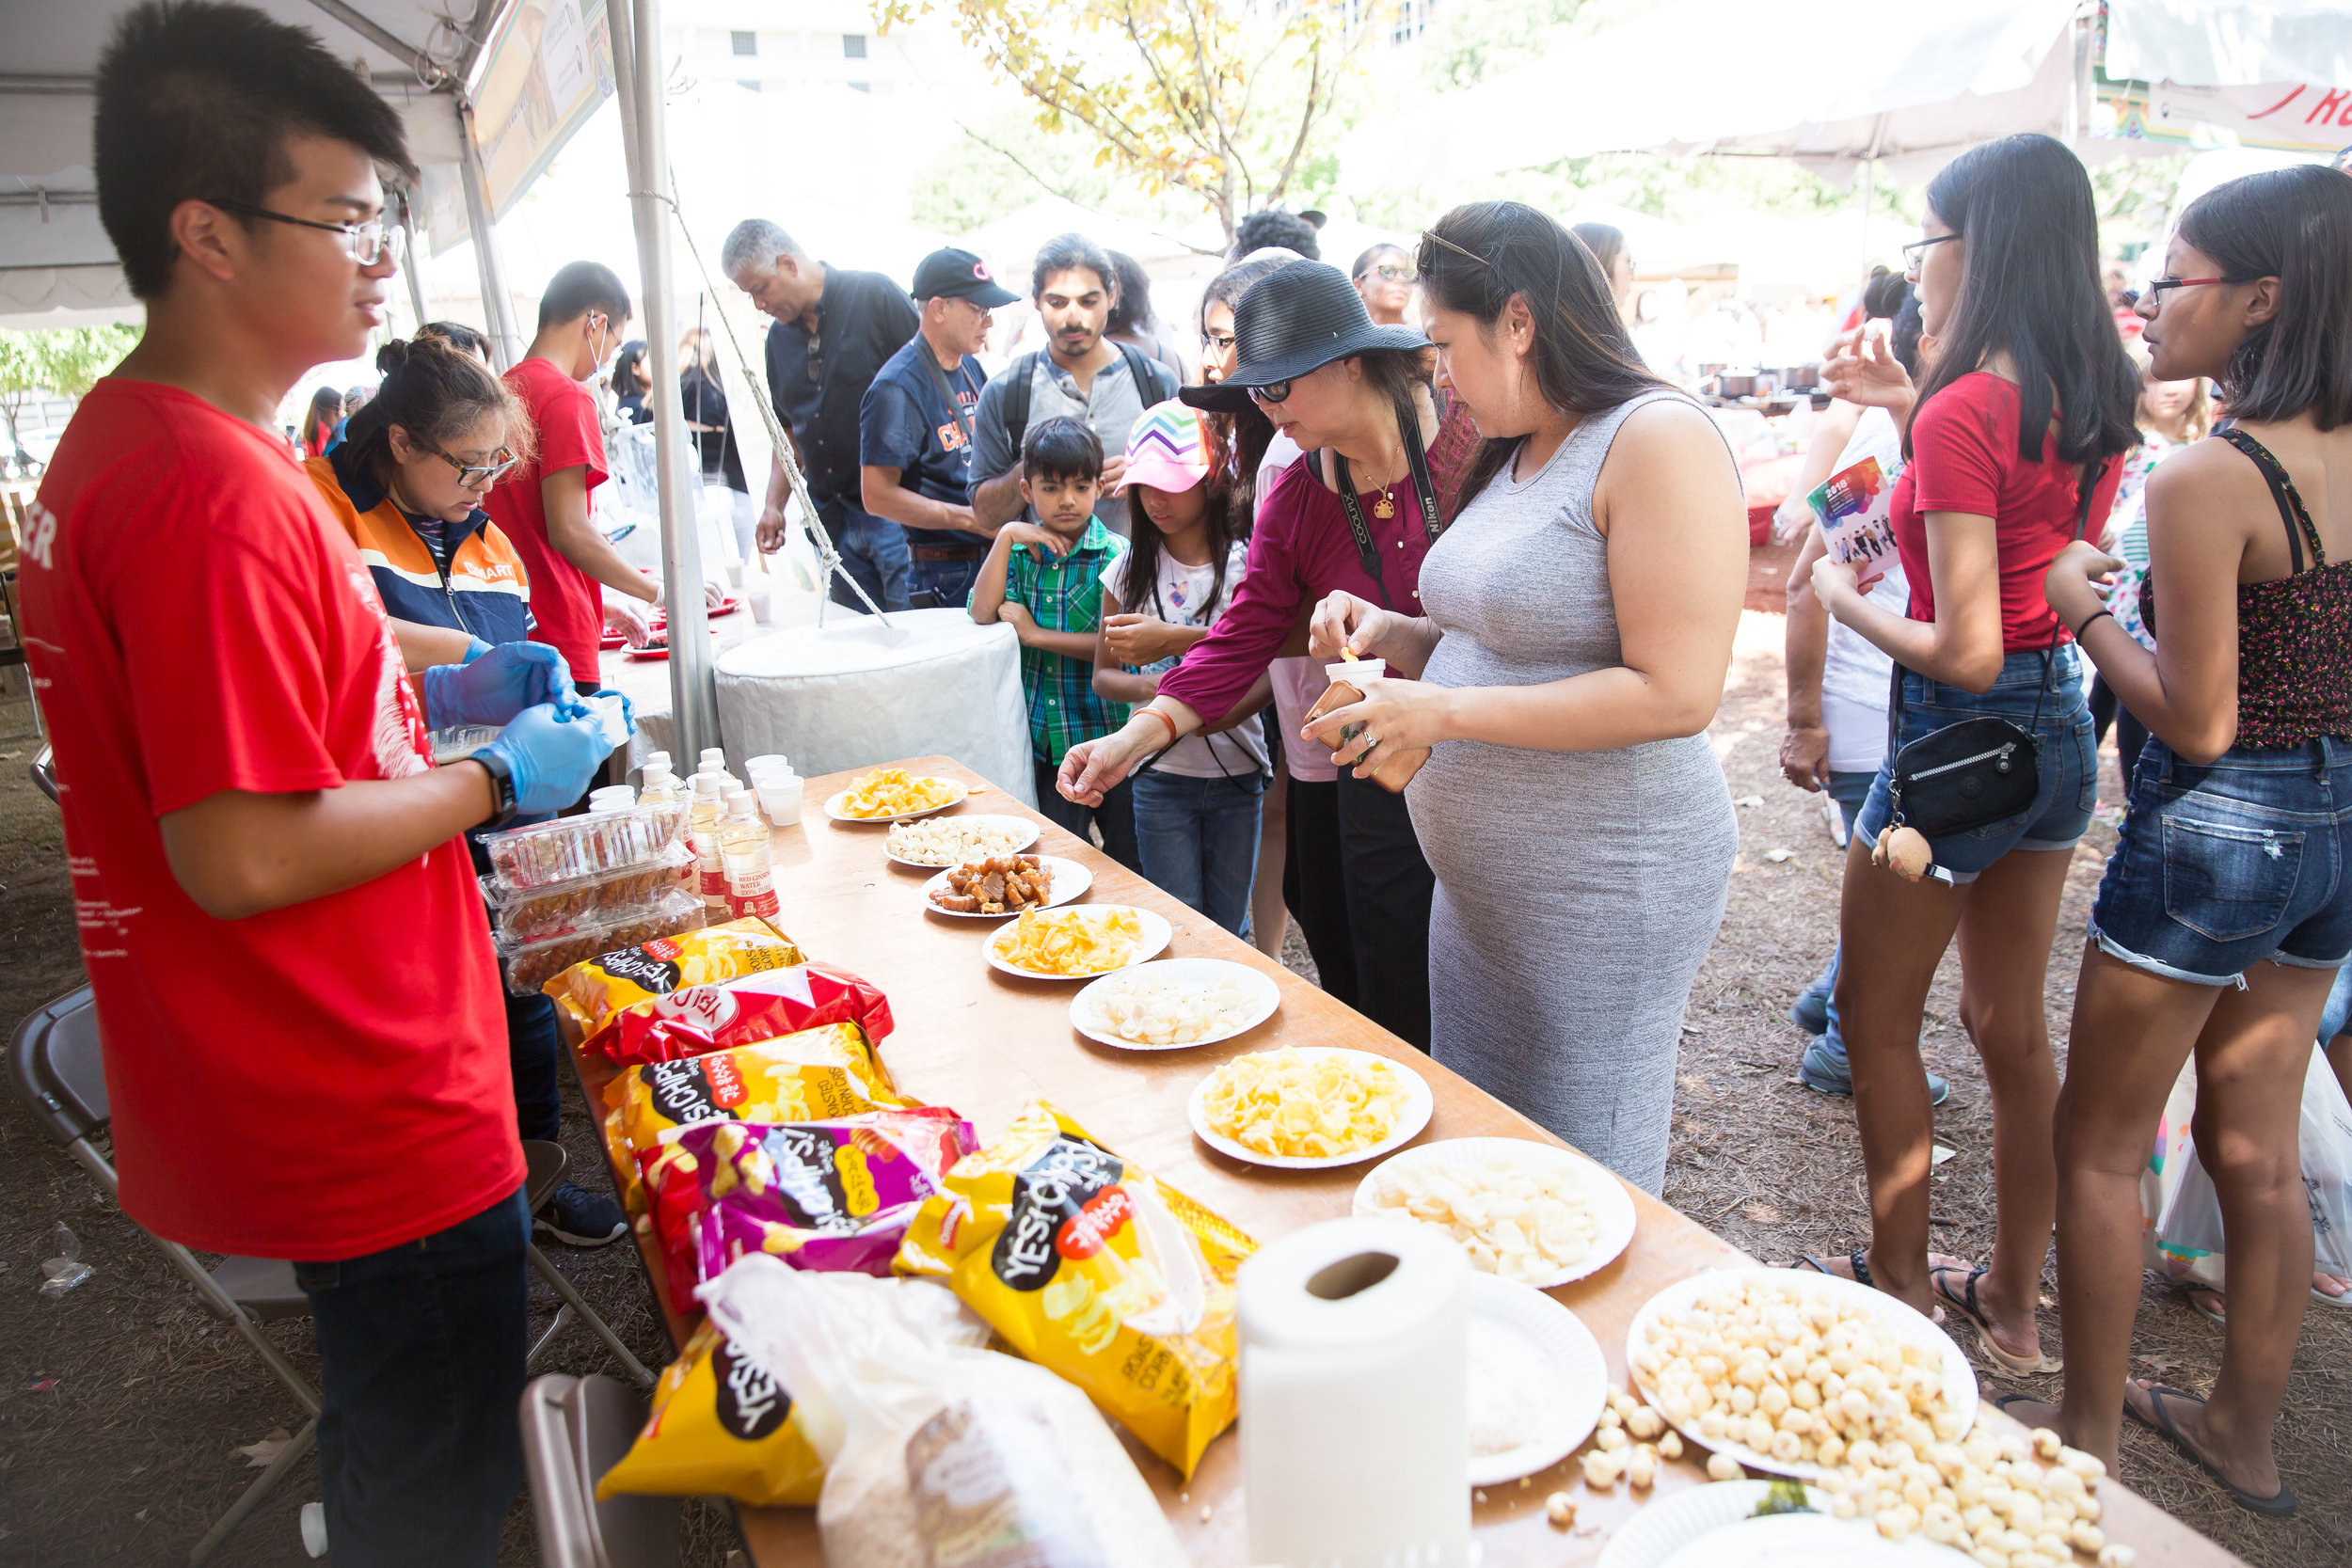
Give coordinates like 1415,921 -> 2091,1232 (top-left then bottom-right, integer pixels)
2090,735 -> 2352,986
1853,645 -> 2096,883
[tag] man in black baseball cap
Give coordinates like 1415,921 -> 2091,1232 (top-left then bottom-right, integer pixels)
858,248 -> 1021,607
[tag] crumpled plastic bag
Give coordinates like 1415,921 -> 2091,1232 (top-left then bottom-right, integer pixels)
40,1223 -> 92,1299
2145,1045 -> 2352,1282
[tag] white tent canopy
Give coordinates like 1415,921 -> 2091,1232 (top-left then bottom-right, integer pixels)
2107,0 -> 2352,87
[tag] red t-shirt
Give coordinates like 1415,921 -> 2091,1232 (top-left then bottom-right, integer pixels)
17,379 -> 520,1260
1891,371 -> 2124,652
485,356 -> 608,683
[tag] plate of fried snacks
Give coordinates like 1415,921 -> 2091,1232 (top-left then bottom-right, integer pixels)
824,768 -> 968,822
1188,1045 -> 1433,1169
1071,958 -> 1279,1051
984,904 -> 1169,979
1626,1268 -> 1978,1481
883,813 -> 1039,867
922,854 -> 1090,917
1352,1137 -> 1636,1289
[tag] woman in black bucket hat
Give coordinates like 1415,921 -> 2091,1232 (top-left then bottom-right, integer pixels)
1057,260 -> 1449,1049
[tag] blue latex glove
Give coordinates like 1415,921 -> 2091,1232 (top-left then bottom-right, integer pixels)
420,641 -> 577,727
461,637 -> 494,663
474,703 -> 612,816
588,688 -> 636,742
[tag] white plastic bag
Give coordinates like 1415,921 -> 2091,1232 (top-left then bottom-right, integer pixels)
2145,1046 -> 2352,1281
701,1258 -> 1187,1568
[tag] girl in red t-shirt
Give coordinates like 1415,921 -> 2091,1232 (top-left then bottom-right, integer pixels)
1800,134 -> 2139,1374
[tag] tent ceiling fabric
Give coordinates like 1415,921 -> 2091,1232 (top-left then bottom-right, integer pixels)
2107,0 -> 2352,89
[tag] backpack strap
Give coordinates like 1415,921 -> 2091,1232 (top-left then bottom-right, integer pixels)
1003,351 -> 1038,461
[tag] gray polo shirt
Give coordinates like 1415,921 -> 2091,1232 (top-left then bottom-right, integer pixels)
969,346 -> 1180,533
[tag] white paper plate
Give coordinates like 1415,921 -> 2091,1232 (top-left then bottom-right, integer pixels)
823,777 -> 967,824
1594,1481 -> 1836,1568
1069,958 -> 1280,1051
982,904 -> 1172,980
1658,1511 -> 1970,1568
882,814 -> 1041,867
1350,1136 -> 1638,1288
1465,1273 -> 1608,1486
1186,1046 -> 1434,1170
920,856 -> 1091,918
1625,1267 -> 1978,1480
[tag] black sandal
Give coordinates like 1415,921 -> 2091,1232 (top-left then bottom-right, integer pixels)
1793,1248 -> 1874,1287
2126,1383 -> 2296,1519
1931,1261 -> 2060,1375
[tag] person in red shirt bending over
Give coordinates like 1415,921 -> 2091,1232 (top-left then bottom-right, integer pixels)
16,7 -> 612,1563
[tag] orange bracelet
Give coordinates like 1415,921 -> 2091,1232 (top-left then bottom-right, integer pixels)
1140,708 -> 1180,750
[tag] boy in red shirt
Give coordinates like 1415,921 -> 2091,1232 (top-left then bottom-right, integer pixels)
18,8 -> 611,1563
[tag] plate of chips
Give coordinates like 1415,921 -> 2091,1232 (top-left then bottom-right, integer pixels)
824,768 -> 969,823
884,814 -> 1040,868
1188,1045 -> 1433,1169
1071,958 -> 1279,1051
1351,1137 -> 1636,1288
984,903 -> 1171,980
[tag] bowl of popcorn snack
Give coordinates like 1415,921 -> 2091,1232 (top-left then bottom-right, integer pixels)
1353,1137 -> 1637,1288
984,904 -> 1171,979
824,768 -> 968,823
1188,1045 -> 1433,1169
1071,958 -> 1279,1051
922,854 -> 1089,917
884,814 -> 1039,867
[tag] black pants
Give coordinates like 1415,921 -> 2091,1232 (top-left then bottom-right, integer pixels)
1285,777 -> 1358,1009
2088,673 -> 2152,792
1289,769 -> 1434,1050
1033,758 -> 1141,872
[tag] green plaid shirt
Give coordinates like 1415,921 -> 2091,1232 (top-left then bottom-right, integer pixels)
979,518 -> 1130,765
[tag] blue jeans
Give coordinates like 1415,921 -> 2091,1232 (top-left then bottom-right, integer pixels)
2091,736 -> 2352,986
1854,644 -> 2097,883
1133,768 -> 1266,936
816,495 -> 911,613
1802,768 -> 1880,1061
1034,757 -> 1141,872
506,990 -> 563,1144
294,1188 -> 530,1568
908,550 -> 985,610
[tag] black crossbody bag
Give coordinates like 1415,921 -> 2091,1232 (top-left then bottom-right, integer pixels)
1883,469 -> 2093,839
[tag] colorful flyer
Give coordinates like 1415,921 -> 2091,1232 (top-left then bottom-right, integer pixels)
1809,454 -> 1903,592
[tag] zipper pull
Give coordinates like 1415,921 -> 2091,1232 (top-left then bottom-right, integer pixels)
1994,742 -> 2015,774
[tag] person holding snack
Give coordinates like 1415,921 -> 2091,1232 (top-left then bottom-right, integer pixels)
1299,203 -> 1747,1193
16,8 -> 614,1561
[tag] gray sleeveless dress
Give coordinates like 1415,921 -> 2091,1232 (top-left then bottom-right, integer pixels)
1407,390 -> 1738,1195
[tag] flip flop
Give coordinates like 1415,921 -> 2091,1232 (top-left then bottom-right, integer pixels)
2124,1383 -> 2297,1519
2313,1277 -> 2352,1307
1788,1250 -> 1946,1324
1931,1261 -> 2060,1375
2184,1284 -> 2228,1325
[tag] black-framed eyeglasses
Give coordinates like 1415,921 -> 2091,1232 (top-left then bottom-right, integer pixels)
1203,329 -> 1236,355
421,440 -> 518,489
1901,233 -> 1961,272
1359,263 -> 1417,284
1247,380 -> 1293,406
2143,275 -> 2258,302
206,198 -> 404,265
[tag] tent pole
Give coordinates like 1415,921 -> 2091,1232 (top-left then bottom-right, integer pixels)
395,187 -> 429,333
612,0 -> 718,763
453,94 -> 523,370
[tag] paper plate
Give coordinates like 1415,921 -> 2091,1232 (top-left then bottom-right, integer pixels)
1658,1511 -> 1968,1568
1350,1136 -> 1638,1288
824,778 -> 966,824
882,814 -> 1041,868
1186,1046 -> 1434,1170
982,904 -> 1171,980
1626,1267 -> 1977,1480
1594,1482 -> 1838,1568
921,856 -> 1091,918
1069,958 -> 1280,1052
1465,1273 -> 1608,1486
622,645 -> 670,661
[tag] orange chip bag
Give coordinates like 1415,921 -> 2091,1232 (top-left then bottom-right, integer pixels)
895,1101 -> 1254,1477
595,1321 -> 825,1506
549,917 -> 803,1034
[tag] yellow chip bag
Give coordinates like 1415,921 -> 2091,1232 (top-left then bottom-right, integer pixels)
549,917 -> 803,1033
896,1101 -> 1253,1478
595,1321 -> 824,1506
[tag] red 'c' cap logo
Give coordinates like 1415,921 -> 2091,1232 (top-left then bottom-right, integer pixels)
973,262 -> 991,279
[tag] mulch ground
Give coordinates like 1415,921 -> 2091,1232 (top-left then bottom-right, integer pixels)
0,591 -> 2344,1566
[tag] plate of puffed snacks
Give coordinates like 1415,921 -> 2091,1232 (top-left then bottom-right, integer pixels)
884,813 -> 1039,867
824,768 -> 967,822
546,917 -> 803,1033
895,1101 -> 1255,1478
1352,1137 -> 1635,1287
985,904 -> 1169,979
1071,958 -> 1279,1051
1188,1045 -> 1433,1169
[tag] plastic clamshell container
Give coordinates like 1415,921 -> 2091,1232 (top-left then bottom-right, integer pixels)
481,800 -> 689,889
496,886 -> 704,995
429,724 -> 502,765
480,842 -> 694,945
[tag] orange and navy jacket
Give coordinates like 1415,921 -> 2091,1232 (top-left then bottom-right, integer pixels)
303,445 -> 532,647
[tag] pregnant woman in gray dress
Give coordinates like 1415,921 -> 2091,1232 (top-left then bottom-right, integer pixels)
1305,202 -> 1748,1193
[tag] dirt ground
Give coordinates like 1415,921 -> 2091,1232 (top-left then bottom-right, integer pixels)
1,577 -> 2345,1565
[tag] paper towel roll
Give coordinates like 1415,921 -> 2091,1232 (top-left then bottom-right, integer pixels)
1238,1216 -> 1471,1568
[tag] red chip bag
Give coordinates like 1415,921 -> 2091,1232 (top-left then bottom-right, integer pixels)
587,962 -> 895,1067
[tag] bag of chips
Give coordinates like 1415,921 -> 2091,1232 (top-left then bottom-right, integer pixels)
595,1320 -> 827,1506
639,1108 -> 977,1319
585,961 -> 895,1068
895,1101 -> 1254,1478
548,917 -> 803,1034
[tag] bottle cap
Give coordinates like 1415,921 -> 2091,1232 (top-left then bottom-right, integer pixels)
692,773 -> 721,798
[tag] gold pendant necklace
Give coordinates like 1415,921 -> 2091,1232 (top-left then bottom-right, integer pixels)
1372,484 -> 1396,520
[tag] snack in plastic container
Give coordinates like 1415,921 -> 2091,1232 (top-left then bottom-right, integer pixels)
548,916 -> 802,1032
584,961 -> 894,1067
595,1320 -> 830,1507
896,1101 -> 1254,1478
639,1107 -> 977,1318
428,723 -> 501,764
700,1260 -> 1187,1568
483,800 -> 689,889
497,888 -> 703,995
480,842 -> 695,945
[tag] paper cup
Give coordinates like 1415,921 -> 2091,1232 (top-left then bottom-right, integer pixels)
758,776 -> 805,826
1326,656 -> 1387,685
745,754 -> 791,780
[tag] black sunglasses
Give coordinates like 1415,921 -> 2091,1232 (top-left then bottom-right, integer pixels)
1247,380 -> 1293,406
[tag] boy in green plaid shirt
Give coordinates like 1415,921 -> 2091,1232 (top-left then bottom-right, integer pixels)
968,417 -> 1139,867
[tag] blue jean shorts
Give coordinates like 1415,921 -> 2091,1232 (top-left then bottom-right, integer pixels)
1853,645 -> 2097,883
2090,735 -> 2352,986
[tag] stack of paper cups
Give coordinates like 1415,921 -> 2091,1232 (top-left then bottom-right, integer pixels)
747,755 -> 803,826
1238,1216 -> 1471,1568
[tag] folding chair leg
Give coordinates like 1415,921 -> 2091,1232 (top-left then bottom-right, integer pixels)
527,1302 -> 576,1369
527,1246 -> 655,1388
187,1416 -> 317,1565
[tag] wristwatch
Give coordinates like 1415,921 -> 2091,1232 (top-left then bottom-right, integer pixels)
472,748 -> 520,825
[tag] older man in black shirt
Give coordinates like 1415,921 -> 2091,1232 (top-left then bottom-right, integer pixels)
723,217 -> 915,612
